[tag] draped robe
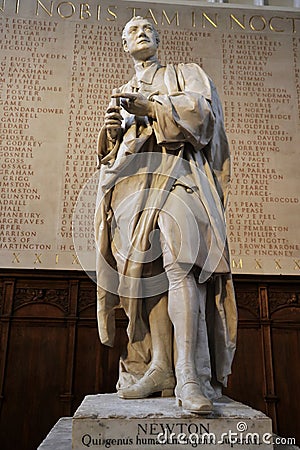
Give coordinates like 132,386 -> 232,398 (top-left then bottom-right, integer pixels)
95,63 -> 237,398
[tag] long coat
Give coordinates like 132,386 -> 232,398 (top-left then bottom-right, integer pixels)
95,63 -> 237,394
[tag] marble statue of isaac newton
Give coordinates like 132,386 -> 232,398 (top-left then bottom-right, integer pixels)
95,16 -> 237,414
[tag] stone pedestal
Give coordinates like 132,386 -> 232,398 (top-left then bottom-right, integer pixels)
72,394 -> 273,449
38,417 -> 72,449
38,395 -> 299,449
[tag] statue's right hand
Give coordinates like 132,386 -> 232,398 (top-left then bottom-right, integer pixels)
104,106 -> 122,131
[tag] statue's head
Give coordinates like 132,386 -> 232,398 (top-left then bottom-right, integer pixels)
122,16 -> 160,60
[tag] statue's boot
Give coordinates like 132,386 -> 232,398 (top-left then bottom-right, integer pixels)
117,365 -> 175,399
175,378 -> 212,414
118,295 -> 175,399
168,274 -> 213,414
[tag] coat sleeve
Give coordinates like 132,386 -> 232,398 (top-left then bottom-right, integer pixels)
151,63 -> 215,151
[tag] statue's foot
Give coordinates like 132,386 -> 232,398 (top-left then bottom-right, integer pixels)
117,366 -> 175,399
176,381 -> 213,414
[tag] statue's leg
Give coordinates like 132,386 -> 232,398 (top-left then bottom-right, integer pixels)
157,193 -> 213,413
147,294 -> 174,372
167,272 -> 212,413
117,295 -> 175,399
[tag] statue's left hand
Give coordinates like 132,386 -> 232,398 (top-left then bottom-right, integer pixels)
111,92 -> 155,119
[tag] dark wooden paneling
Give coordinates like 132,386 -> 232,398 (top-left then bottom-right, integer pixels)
269,284 -> 300,442
0,270 -> 299,450
225,326 -> 266,412
224,282 -> 266,412
1,322 -> 67,450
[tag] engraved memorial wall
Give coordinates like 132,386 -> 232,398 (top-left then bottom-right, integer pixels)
0,0 -> 299,275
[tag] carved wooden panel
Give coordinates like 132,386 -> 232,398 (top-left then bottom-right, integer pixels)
0,321 -> 68,450
272,323 -> 300,440
225,324 -> 266,413
78,284 -> 96,315
225,281 -> 265,412
269,290 -> 299,316
14,287 -> 69,314
235,284 -> 260,318
268,282 -> 300,441
0,271 -> 299,450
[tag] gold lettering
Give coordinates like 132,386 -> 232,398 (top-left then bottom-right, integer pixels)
269,16 -> 284,32
230,14 -> 246,30
232,258 -> 243,269
290,17 -> 300,33
161,10 -> 179,26
34,253 -> 42,264
255,259 -> 262,269
12,253 -> 20,264
202,12 -> 218,29
294,260 -> 300,270
127,7 -> 141,19
144,8 -> 158,26
274,259 -> 282,270
249,15 -> 267,32
72,254 -> 79,265
80,3 -> 91,20
36,0 -> 53,17
57,1 -> 75,19
55,254 -> 59,264
97,4 -> 101,20
106,6 -> 117,22
15,0 -> 20,14
192,11 -> 196,28
0,0 -> 5,13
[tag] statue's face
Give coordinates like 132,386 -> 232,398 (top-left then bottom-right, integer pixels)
123,19 -> 158,60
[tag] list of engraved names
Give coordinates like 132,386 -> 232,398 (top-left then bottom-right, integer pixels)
0,2 -> 299,273
222,30 -> 299,273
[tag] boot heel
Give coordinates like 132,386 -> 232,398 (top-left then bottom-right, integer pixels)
176,397 -> 182,406
161,388 -> 174,397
